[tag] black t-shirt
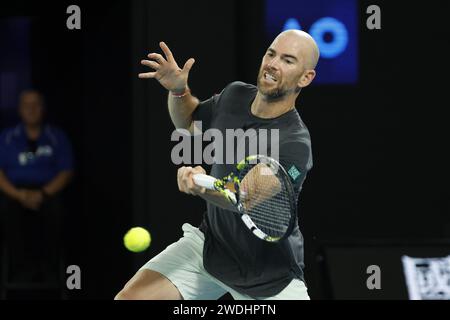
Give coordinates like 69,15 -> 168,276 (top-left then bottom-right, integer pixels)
193,81 -> 313,298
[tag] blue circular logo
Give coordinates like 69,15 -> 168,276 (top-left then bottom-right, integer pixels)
309,17 -> 348,59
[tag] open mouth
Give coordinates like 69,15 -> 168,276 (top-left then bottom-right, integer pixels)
263,71 -> 277,83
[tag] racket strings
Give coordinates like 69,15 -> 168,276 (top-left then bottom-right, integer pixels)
248,196 -> 291,223
239,163 -> 293,238
249,194 -> 291,236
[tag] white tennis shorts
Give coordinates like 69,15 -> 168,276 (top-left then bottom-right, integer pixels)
140,223 -> 310,300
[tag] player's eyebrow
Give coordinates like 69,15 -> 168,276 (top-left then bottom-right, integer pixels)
267,48 -> 298,62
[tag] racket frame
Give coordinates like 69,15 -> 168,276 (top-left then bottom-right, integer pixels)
193,155 -> 297,243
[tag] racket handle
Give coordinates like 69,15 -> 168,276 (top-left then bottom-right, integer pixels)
192,174 -> 217,190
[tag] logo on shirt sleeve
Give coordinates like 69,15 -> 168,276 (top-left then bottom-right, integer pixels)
287,165 -> 301,182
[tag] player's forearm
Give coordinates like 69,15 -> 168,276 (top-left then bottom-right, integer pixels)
198,189 -> 238,212
0,170 -> 21,200
167,90 -> 199,131
42,170 -> 73,197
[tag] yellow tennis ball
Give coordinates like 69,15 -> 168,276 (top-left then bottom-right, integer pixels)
123,227 -> 151,253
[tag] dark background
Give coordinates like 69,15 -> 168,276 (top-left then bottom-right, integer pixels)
0,0 -> 449,299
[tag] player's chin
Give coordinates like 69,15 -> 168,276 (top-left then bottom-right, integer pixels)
261,88 -> 284,100
258,83 -> 277,95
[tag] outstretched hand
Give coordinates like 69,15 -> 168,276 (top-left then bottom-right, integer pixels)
139,42 -> 195,94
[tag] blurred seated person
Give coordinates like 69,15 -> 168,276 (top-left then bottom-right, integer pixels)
0,90 -> 74,283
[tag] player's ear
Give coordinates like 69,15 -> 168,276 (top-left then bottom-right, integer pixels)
298,69 -> 316,88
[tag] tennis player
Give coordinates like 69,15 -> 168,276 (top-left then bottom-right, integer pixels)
115,30 -> 319,300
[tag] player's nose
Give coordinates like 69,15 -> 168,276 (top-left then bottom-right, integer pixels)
266,56 -> 280,70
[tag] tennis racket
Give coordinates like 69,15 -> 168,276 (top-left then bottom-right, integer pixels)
193,155 -> 297,243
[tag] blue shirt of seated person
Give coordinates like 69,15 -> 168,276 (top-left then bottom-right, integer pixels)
0,90 -> 73,188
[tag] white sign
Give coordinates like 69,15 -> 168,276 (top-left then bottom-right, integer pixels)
402,255 -> 450,300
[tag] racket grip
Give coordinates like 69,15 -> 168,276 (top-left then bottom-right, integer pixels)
192,174 -> 217,190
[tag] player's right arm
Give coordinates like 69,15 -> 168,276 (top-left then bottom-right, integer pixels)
139,41 -> 199,133
177,166 -> 238,212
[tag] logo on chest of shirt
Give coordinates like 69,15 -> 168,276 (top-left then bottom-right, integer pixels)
18,145 -> 53,166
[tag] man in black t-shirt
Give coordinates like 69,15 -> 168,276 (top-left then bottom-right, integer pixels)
116,30 -> 319,300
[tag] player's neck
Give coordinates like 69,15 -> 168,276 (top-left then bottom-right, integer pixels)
251,93 -> 297,119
